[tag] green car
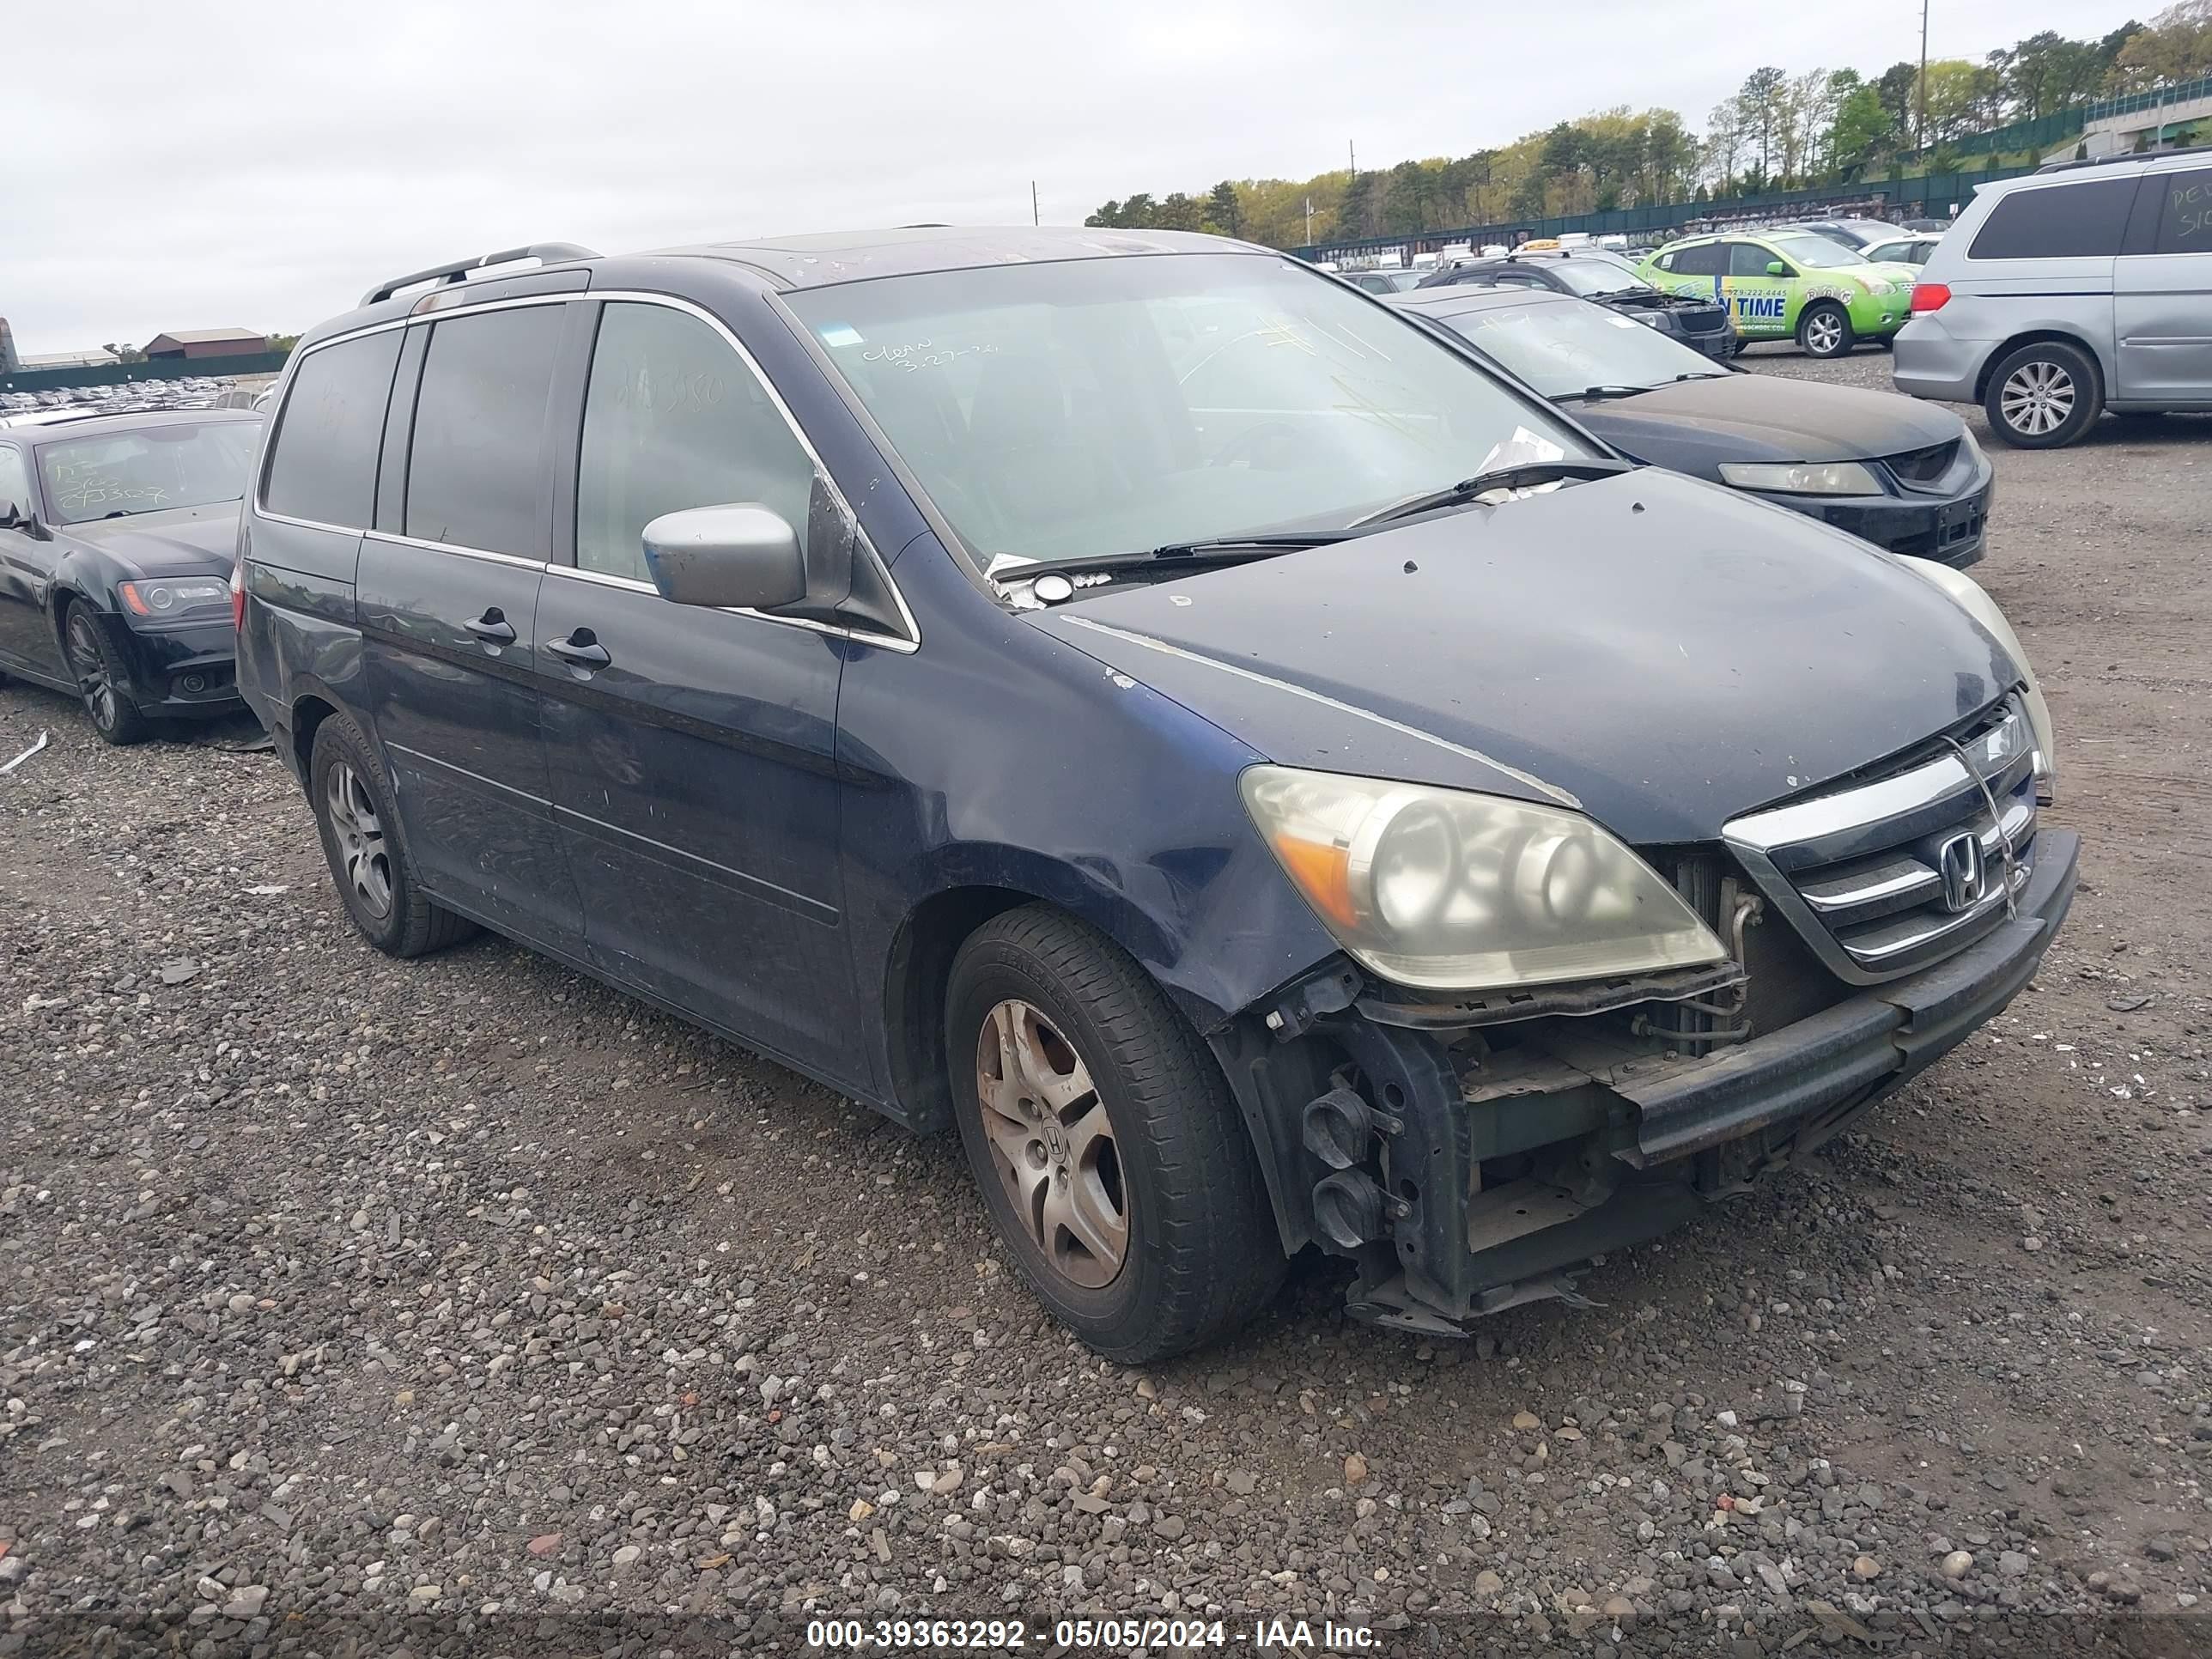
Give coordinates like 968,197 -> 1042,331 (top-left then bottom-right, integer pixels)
1637,230 -> 1919,359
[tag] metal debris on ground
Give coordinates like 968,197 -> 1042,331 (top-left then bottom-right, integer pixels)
1,730 -> 50,774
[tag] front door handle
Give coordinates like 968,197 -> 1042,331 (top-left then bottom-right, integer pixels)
545,629 -> 611,669
463,608 -> 515,643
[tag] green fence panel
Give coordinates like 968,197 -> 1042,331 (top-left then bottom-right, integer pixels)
1,349 -> 290,395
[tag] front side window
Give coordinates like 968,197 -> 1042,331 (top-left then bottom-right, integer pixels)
263,330 -> 403,527
36,422 -> 261,526
1971,179 -> 2136,260
405,306 -> 565,554
0,446 -> 31,520
1432,296 -> 1719,398
574,302 -> 816,583
786,252 -> 1591,566
1728,244 -> 1781,276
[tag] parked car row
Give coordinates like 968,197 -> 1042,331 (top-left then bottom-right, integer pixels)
3,226 -> 2076,1360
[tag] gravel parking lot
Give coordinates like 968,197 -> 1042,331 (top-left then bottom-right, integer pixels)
3,354 -> 2209,1656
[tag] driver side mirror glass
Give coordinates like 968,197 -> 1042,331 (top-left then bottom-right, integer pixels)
1765,260 -> 1786,276
641,504 -> 807,611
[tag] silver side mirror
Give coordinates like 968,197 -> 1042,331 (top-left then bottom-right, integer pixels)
641,504 -> 806,611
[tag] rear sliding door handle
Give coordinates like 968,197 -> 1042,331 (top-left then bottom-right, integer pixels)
462,609 -> 516,643
545,630 -> 611,669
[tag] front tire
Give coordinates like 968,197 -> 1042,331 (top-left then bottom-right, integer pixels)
308,711 -> 477,957
61,603 -> 150,746
1984,340 -> 2101,448
946,906 -> 1284,1361
1798,301 -> 1854,359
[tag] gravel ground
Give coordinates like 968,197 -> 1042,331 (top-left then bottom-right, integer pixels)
3,354 -> 2209,1656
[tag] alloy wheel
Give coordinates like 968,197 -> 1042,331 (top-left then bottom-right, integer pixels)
975,999 -> 1127,1288
1999,361 -> 2075,437
64,611 -> 118,733
1804,311 -> 1844,356
325,761 -> 394,919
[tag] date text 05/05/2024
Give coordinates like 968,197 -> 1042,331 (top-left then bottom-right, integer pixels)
805,1617 -> 1378,1650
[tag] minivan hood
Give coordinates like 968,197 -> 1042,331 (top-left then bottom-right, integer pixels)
1571,374 -> 1964,471
64,502 -> 241,576
1030,471 -> 2018,845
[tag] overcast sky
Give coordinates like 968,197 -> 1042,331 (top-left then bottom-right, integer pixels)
9,0 -> 2142,352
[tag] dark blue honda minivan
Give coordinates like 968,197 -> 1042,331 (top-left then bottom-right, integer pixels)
236,228 -> 2075,1359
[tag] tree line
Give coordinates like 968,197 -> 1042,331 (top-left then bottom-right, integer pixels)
1085,1 -> 2212,247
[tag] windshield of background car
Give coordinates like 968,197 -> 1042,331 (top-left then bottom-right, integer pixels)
34,422 -> 259,526
787,252 -> 1595,565
1431,297 -> 1717,398
1767,234 -> 1869,270
1548,261 -> 1648,296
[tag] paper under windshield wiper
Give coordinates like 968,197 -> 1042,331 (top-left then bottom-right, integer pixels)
1349,459 -> 1634,528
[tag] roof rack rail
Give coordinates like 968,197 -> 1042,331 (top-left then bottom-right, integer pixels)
362,242 -> 601,308
2036,148 -> 2178,173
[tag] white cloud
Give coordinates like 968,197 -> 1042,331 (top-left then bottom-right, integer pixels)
6,0 -> 2139,350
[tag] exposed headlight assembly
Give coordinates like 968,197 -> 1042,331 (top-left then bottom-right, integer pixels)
118,577 -> 233,622
1717,460 -> 1881,495
1899,561 -> 2057,802
1241,766 -> 1729,992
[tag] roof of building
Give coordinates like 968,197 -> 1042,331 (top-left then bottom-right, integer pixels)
146,328 -> 265,345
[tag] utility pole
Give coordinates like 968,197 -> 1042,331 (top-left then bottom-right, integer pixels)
1916,0 -> 1929,151
1030,180 -> 1040,226
1348,140 -> 1357,181
1304,196 -> 1313,243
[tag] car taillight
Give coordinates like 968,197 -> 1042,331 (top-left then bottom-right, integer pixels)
1910,283 -> 1951,313
229,560 -> 246,629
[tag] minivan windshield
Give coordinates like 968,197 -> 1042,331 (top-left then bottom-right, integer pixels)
787,252 -> 1595,566
36,421 -> 259,525
1425,296 -> 1723,399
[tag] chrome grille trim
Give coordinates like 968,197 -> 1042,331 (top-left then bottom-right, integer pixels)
1723,702 -> 2040,985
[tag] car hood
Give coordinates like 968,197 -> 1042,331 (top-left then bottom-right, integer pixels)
1030,471 -> 2018,845
1569,374 -> 1966,472
63,502 -> 242,577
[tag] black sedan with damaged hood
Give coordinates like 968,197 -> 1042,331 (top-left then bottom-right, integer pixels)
1389,283 -> 1993,565
0,409 -> 261,743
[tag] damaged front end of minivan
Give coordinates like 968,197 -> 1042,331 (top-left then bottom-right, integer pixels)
1206,692 -> 2075,1337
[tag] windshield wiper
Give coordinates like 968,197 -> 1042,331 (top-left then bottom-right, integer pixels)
1671,371 -> 1729,383
1349,459 -> 1634,528
1552,385 -> 1657,404
994,532 -> 1352,582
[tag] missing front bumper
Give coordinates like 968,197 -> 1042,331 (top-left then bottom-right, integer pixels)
1247,828 -> 2078,1336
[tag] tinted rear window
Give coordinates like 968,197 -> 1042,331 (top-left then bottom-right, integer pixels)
262,331 -> 402,527
1668,243 -> 1727,276
1971,179 -> 2136,260
405,306 -> 565,554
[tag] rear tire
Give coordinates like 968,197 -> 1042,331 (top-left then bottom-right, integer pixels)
308,710 -> 477,957
61,602 -> 151,746
1983,340 -> 2101,448
945,906 -> 1284,1362
1798,302 -> 1854,359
